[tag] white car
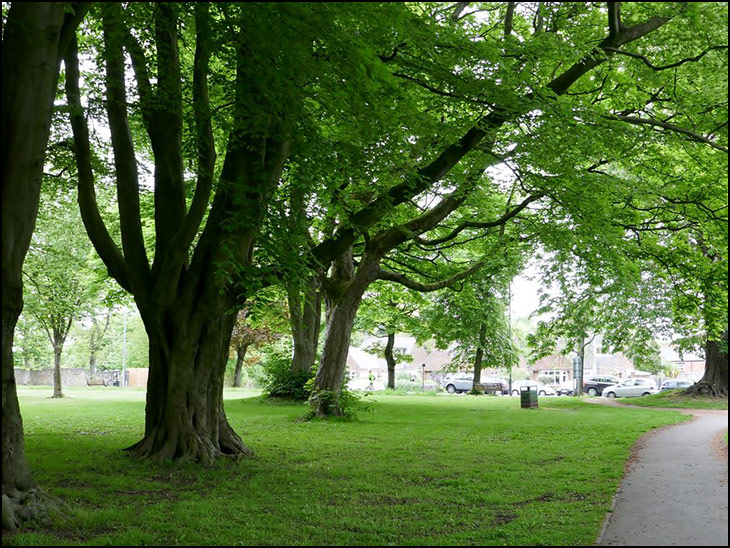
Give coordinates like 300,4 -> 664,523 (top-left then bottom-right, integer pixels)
510,380 -> 555,396
602,378 -> 657,398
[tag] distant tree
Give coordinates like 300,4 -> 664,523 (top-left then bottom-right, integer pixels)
418,276 -> 519,393
230,298 -> 287,388
358,283 -> 424,389
23,183 -> 100,398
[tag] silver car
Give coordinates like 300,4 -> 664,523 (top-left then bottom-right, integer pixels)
602,378 -> 657,398
442,374 -> 475,394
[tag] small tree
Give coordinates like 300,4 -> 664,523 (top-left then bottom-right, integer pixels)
358,282 -> 423,389
23,184 -> 98,398
230,298 -> 287,388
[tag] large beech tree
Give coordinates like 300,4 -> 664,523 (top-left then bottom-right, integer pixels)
64,3 -> 311,462
302,2 -> 728,415
63,2 -> 440,461
2,1 -> 87,531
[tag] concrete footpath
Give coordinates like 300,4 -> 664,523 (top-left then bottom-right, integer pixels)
592,401 -> 728,546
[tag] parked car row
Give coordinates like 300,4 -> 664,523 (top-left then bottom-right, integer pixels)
441,374 -> 690,398
440,376 -> 557,396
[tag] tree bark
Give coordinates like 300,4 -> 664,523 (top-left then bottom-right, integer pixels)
51,341 -> 64,399
288,276 -> 322,375
385,332 -> 396,390
311,252 -> 380,416
687,333 -> 728,397
2,2 -> 85,531
233,343 -> 249,388
127,296 -> 252,464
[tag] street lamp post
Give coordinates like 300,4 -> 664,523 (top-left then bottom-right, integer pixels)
421,363 -> 426,392
122,307 -> 127,388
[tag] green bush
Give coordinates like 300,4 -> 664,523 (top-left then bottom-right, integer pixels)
258,340 -> 314,401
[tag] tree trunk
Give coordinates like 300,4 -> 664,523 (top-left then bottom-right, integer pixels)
311,253 -> 379,416
310,295 -> 360,416
2,2 -> 81,531
289,276 -> 321,375
469,323 -> 486,394
385,332 -> 396,390
127,298 -> 252,465
51,342 -> 64,399
233,343 -> 249,388
89,352 -> 97,379
687,334 -> 728,397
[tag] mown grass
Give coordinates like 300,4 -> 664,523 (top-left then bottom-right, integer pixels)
620,389 -> 729,410
6,388 -> 688,546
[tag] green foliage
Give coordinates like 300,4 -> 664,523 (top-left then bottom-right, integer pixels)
418,275 -> 520,373
258,339 -> 313,401
304,385 -> 367,421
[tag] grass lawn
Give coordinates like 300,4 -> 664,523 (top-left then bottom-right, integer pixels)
618,389 -> 729,410
5,388 -> 688,546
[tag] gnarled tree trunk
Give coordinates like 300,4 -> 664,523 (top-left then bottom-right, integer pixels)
310,251 -> 379,416
2,2 -> 85,531
128,294 -> 251,464
687,333 -> 729,397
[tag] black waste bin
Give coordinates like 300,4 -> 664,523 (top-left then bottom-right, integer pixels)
520,385 -> 538,408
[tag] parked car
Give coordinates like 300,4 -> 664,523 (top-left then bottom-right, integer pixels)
510,380 -> 555,396
602,378 -> 657,398
583,375 -> 621,396
442,374 -> 475,394
442,374 -> 507,394
660,380 -> 693,391
555,386 -> 574,396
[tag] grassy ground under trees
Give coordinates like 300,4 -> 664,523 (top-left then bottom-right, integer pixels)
618,389 -> 729,410
5,388 -> 689,546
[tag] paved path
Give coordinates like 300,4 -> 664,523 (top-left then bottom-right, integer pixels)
591,401 -> 728,546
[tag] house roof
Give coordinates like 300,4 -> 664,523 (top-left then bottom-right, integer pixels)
347,335 -> 453,372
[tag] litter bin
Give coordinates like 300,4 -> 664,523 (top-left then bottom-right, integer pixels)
520,385 -> 538,408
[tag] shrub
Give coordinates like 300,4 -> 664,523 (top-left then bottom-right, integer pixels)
258,340 -> 314,401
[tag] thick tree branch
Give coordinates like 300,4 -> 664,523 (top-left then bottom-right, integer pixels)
378,259 -> 485,292
160,3 -> 216,275
414,193 -> 544,247
150,3 -> 187,259
504,2 -> 516,37
311,8 -> 673,267
101,3 -> 151,293
607,114 -> 728,153
64,36 -> 132,292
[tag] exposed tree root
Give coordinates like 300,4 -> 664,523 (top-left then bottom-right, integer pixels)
683,381 -> 728,398
2,487 -> 62,532
124,426 -> 252,466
